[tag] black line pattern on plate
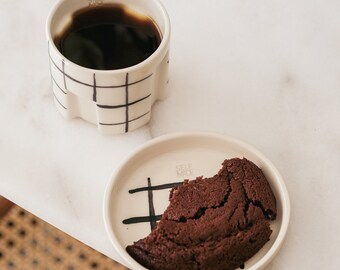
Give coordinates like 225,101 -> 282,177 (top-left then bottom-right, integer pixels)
122,178 -> 183,230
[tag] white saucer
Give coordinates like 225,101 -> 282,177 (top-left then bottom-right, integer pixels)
103,132 -> 290,270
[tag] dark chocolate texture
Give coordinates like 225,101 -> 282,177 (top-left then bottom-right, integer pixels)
126,158 -> 277,270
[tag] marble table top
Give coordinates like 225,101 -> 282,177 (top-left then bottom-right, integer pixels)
1,0 -> 340,269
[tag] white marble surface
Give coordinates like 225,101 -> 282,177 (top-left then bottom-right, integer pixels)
1,0 -> 340,269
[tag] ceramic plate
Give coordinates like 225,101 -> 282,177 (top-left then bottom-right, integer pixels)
103,132 -> 290,270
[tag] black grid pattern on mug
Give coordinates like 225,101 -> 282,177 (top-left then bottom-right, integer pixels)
122,178 -> 183,231
48,41 -> 152,133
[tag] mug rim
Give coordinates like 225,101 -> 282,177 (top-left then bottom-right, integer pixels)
45,0 -> 171,74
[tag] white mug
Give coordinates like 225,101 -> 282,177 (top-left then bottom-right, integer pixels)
46,0 -> 170,134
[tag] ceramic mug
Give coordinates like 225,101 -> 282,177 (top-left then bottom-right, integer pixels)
46,0 -> 170,135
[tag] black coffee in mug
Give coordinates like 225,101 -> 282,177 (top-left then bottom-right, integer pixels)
53,4 -> 162,70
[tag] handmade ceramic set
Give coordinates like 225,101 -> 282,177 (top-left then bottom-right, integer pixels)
46,1 -> 290,269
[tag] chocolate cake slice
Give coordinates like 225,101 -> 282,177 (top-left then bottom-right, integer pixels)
126,158 -> 277,270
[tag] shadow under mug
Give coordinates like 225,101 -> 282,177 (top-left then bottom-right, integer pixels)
46,0 -> 170,135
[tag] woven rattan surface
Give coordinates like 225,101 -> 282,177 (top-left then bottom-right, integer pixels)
0,205 -> 128,270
